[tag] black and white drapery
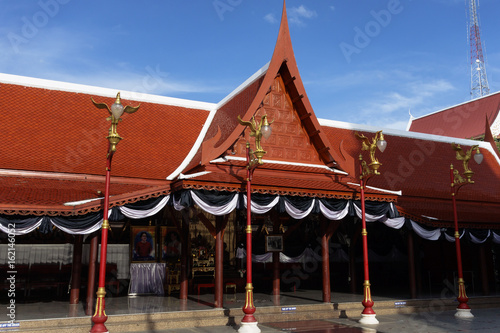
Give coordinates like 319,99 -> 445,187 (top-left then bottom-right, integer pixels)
172,189 -> 398,221
1,189 -> 499,245
0,195 -> 170,236
408,220 -> 495,244
0,213 -> 108,236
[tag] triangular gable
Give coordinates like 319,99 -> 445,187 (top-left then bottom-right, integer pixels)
230,75 -> 328,165
197,1 -> 352,174
484,116 -> 500,159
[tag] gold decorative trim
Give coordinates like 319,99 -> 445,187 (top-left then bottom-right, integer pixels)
180,183 -> 396,202
0,188 -> 170,216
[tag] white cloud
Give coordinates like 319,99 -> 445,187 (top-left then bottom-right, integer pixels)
360,79 -> 455,120
264,13 -> 277,24
288,5 -> 317,26
0,26 -> 227,99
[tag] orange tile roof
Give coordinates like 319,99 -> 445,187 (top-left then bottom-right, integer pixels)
321,122 -> 500,225
408,91 -> 500,139
0,82 -> 209,180
0,79 -> 210,215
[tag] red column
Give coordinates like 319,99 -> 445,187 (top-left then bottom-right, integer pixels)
321,232 -> 331,303
407,231 -> 417,299
180,217 -> 189,300
479,245 -> 490,296
349,227 -> 359,294
215,216 -> 224,308
70,235 -> 83,304
85,233 -> 98,315
272,218 -> 281,305
272,251 -> 280,305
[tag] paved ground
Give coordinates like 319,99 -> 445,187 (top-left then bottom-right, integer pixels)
6,290 -> 500,332
146,307 -> 500,332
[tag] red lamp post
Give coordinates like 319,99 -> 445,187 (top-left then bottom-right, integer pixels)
450,143 -> 483,319
90,93 -> 139,333
355,130 -> 387,325
237,113 -> 272,333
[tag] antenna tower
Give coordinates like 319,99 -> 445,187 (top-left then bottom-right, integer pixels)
468,0 -> 490,99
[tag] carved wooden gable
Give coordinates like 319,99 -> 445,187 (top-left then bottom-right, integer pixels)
233,76 -> 324,165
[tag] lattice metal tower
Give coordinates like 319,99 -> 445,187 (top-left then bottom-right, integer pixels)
468,0 -> 490,99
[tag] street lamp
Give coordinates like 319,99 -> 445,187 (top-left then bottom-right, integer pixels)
355,130 -> 387,325
450,143 -> 482,319
90,93 -> 139,333
236,113 -> 272,333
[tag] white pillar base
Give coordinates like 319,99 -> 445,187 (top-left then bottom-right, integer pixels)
238,321 -> 261,333
455,308 -> 474,318
359,314 -> 379,325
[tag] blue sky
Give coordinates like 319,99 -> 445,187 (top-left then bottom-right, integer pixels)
1,0 -> 499,130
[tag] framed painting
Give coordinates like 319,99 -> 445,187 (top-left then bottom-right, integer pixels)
131,226 -> 156,262
265,235 -> 283,252
160,226 -> 181,262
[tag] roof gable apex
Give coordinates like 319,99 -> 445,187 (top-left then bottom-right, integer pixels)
198,1 -> 352,173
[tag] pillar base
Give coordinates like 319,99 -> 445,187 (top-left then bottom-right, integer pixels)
238,321 -> 261,333
359,314 -> 379,325
455,308 -> 474,319
89,328 -> 108,333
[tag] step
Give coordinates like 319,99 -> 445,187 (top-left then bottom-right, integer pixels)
12,309 -> 229,332
11,296 -> 500,332
228,303 -> 336,324
333,296 -> 500,318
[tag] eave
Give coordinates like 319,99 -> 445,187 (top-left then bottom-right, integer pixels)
172,160 -> 397,202
0,171 -> 171,216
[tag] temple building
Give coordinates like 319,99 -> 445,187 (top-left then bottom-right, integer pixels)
1,1 -> 500,325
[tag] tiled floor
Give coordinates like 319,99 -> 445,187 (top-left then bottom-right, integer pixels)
4,290 -> 500,332
265,319 -> 366,332
147,308 -> 500,333
8,290 -> 368,321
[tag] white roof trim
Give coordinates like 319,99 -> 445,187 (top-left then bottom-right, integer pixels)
318,118 -> 500,168
405,109 -> 414,131
0,73 -> 216,111
347,182 -> 402,196
64,197 -> 105,206
409,90 -> 500,121
166,106 -> 218,180
216,62 -> 269,109
178,171 -> 212,180
212,156 -> 348,174
167,63 -> 270,180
